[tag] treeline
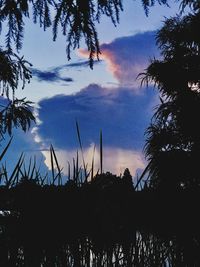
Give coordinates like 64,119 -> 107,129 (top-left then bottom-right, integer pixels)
1,170 -> 200,266
1,169 -> 200,236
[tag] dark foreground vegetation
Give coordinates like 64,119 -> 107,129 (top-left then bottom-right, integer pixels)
1,169 -> 200,267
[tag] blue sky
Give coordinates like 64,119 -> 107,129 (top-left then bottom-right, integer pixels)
1,0 -> 183,178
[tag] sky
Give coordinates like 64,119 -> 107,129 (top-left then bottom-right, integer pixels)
0,0 -> 183,180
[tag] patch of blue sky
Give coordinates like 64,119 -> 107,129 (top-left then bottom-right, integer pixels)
94,0 -> 181,42
14,0 -> 182,104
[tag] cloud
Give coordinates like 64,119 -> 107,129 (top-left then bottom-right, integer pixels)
42,146 -> 145,178
31,59 -> 102,84
61,59 -> 102,69
35,84 -> 156,150
33,83 -> 157,175
31,32 -> 159,176
43,59 -> 101,73
31,68 -> 73,83
79,31 -> 158,88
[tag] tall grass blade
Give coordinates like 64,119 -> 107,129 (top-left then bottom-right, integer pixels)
7,153 -> 25,188
76,150 -> 79,183
79,171 -> 83,185
27,157 -> 32,177
1,163 -> 8,185
100,130 -> 103,174
23,164 -> 27,178
0,167 -> 3,185
54,167 -> 64,185
84,163 -> 91,183
76,121 -> 87,181
50,145 -> 55,184
73,157 -> 76,183
40,173 -> 48,186
0,137 -> 13,161
78,167 -> 82,185
36,157 -> 43,182
30,156 -> 37,180
67,161 -> 71,180
91,144 -> 96,181
134,162 -> 150,190
51,145 -> 62,185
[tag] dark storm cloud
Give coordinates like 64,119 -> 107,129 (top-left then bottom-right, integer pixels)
35,84 -> 157,151
31,59 -> 101,83
64,59 -> 102,68
51,59 -> 102,73
31,68 -> 73,83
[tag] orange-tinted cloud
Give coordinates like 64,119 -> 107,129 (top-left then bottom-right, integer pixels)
79,32 -> 158,89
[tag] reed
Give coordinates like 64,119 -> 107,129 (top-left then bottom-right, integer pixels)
0,138 -> 199,266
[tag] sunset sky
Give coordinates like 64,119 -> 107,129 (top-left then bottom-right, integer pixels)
1,0 -> 183,179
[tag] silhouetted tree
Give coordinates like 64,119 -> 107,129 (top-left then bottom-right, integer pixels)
141,4 -> 200,190
122,168 -> 133,189
0,49 -> 34,140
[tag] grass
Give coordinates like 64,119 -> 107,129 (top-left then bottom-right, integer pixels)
0,124 -> 146,190
1,125 -> 199,266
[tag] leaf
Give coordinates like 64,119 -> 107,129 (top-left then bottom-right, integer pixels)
51,145 -> 62,185
76,121 -> 87,182
7,153 -> 25,188
50,145 -> 55,184
0,137 -> 13,161
100,130 -> 103,174
91,144 -> 96,181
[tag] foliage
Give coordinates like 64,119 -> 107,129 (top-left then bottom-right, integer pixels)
0,0 -> 125,67
0,49 -> 32,94
141,6 -> 200,190
0,48 -> 34,139
1,143 -> 200,267
0,98 -> 35,139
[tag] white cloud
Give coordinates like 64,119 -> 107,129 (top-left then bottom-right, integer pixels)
42,145 -> 145,178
